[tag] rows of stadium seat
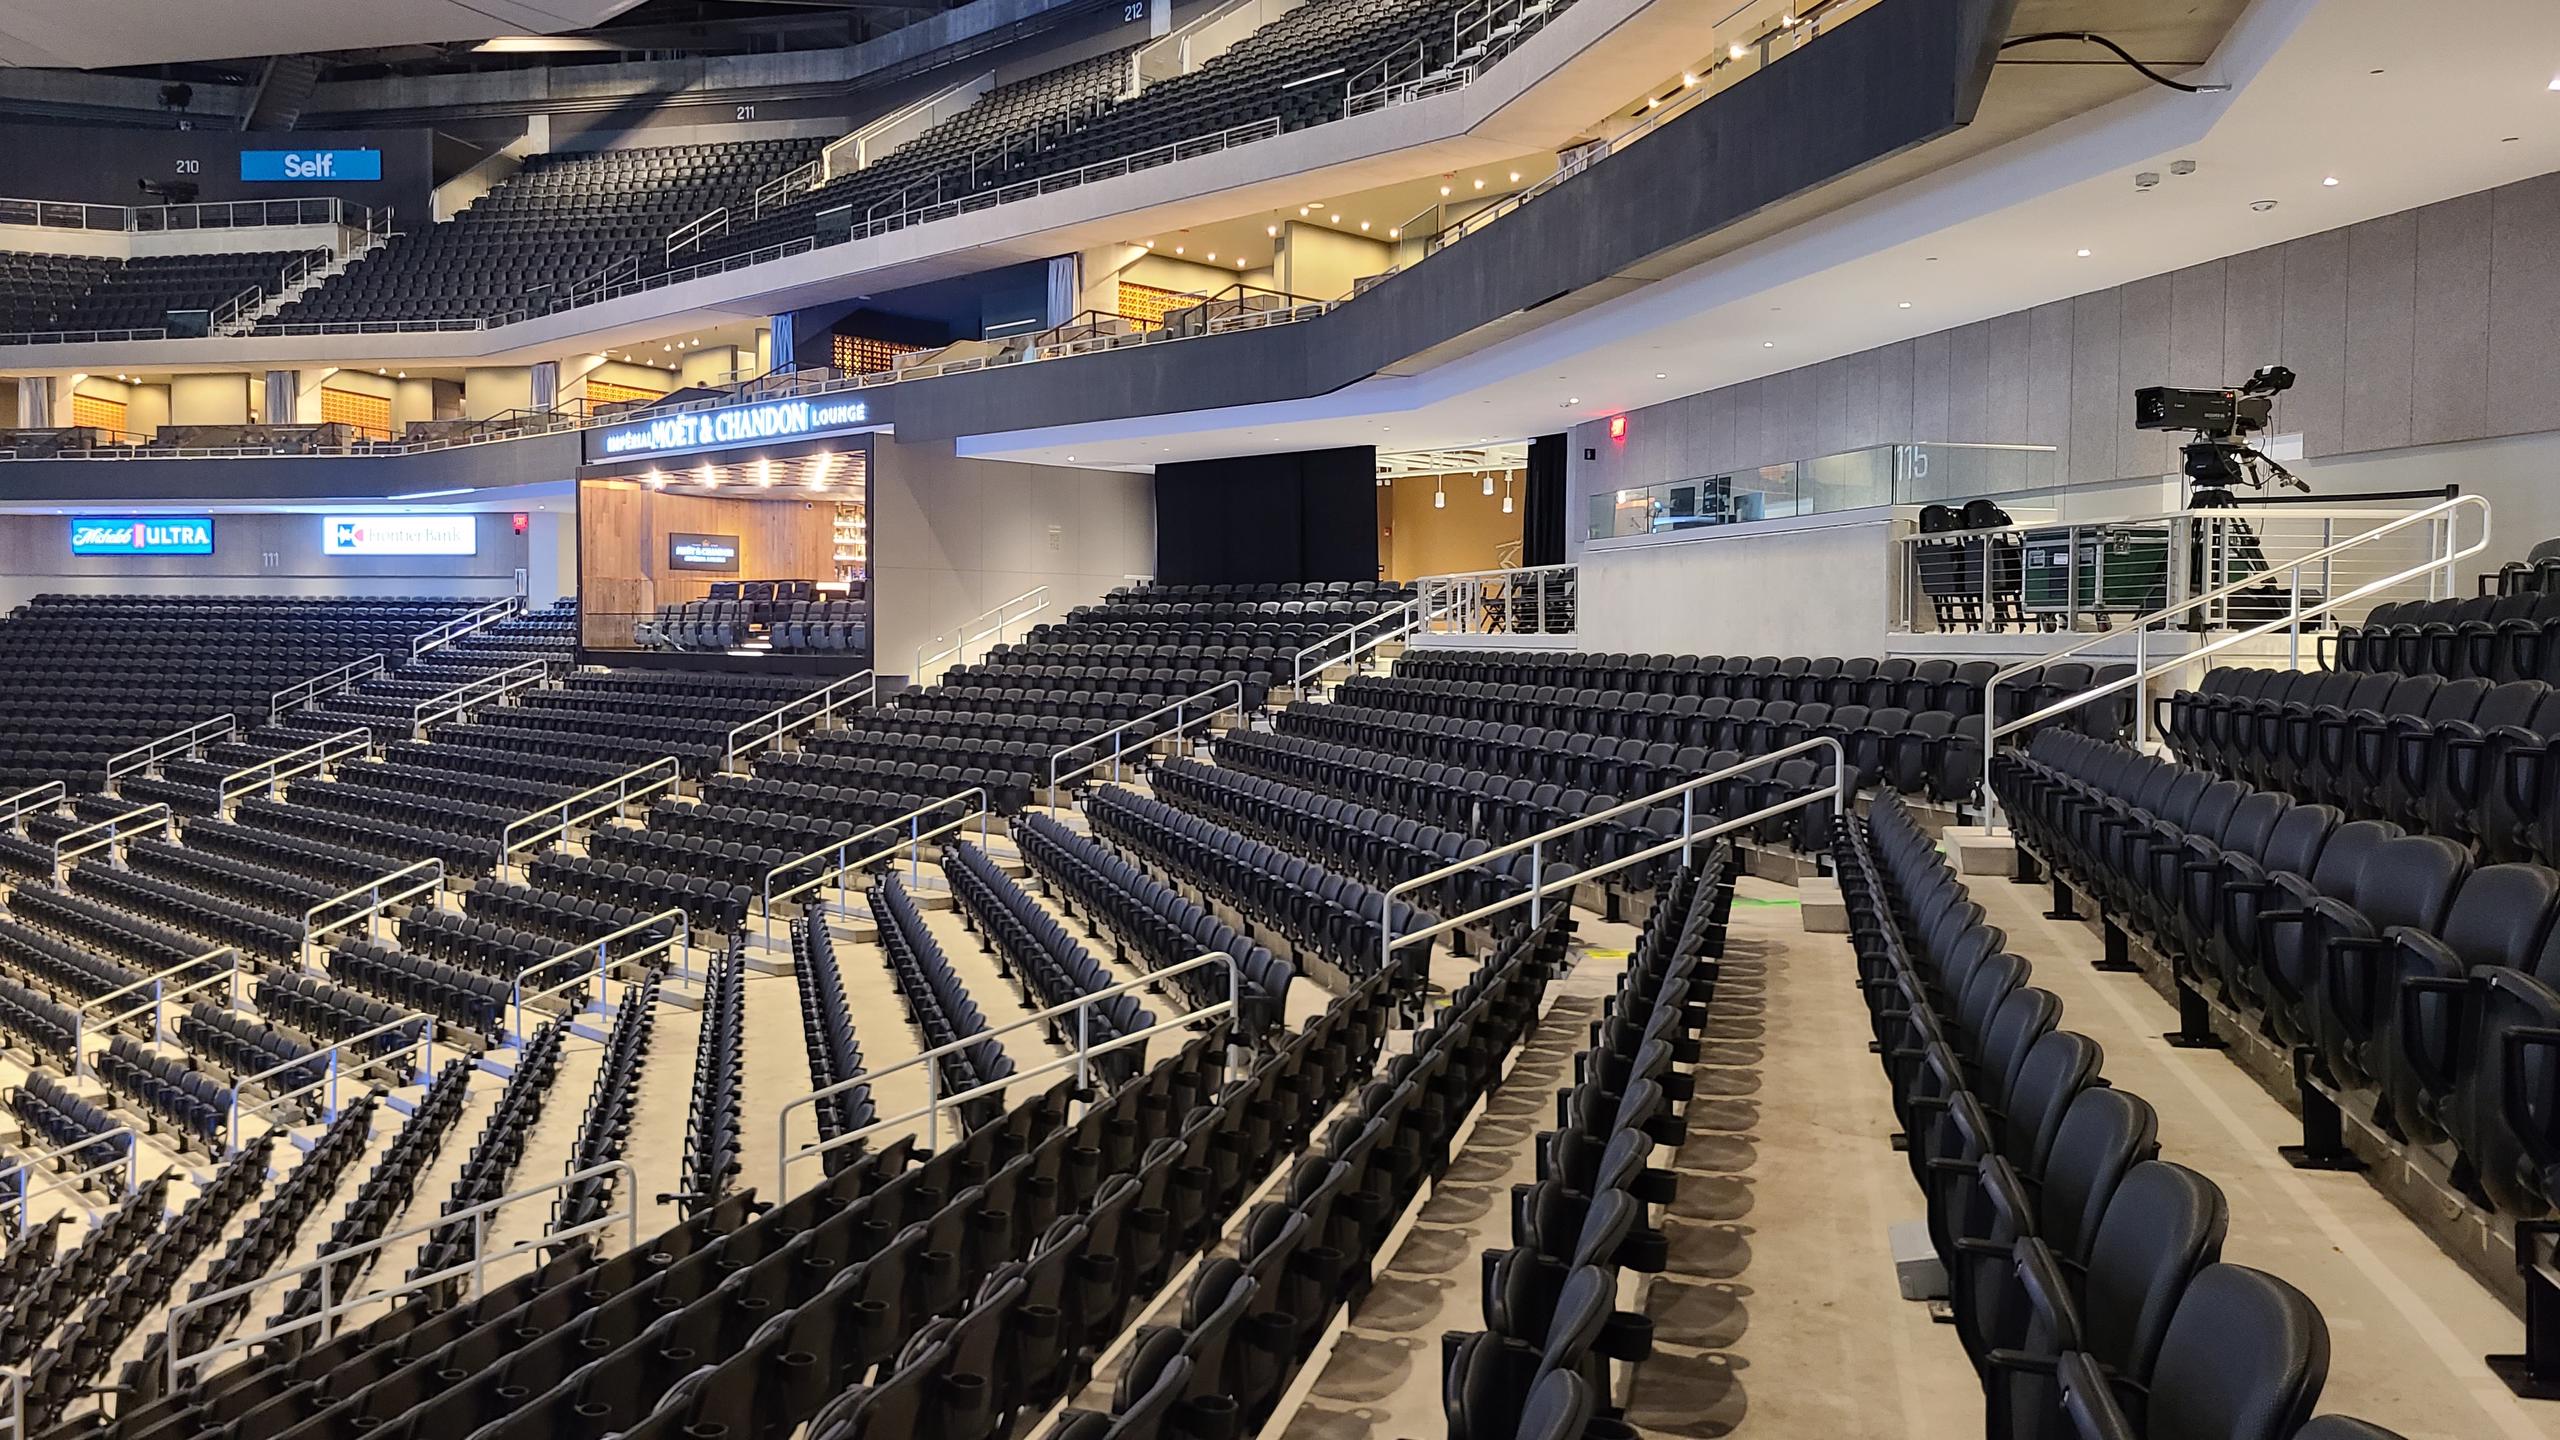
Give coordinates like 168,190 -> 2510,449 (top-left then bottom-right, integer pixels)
1150,754 -> 1539,920
2162,668 -> 2560,862
1998,725 -> 2560,1219
1442,859 -> 1728,1440
1052,907 -> 1566,1440
944,839 -> 1151,1083
330,939 -> 515,1042
268,140 -> 822,326
234,792 -> 497,873
0,970 -> 78,1068
1013,810 -> 1294,1035
96,1034 -> 233,1150
0,1175 -> 172,1370
413,1020 -> 569,1284
554,972 -> 661,1234
179,1003 -> 323,1096
530,849 -> 751,935
271,1058 -> 475,1336
2329,590 -> 2560,681
168,1104 -> 378,1361
254,970 -> 425,1063
23,1135 -> 274,1428
0,248 -> 312,336
0,910 -> 147,1010
793,916 -> 877,1173
682,939 -> 748,1207
772,742 -> 1046,812
1084,783 -> 1438,984
774,602 -> 871,655
1840,794 -> 2408,1440
0,1215 -> 67,1299
872,875 -> 1015,1132
71,857 -> 304,960
7,1073 -> 129,1184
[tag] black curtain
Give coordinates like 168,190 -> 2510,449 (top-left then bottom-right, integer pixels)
1524,433 -> 1568,566
1154,446 -> 1379,584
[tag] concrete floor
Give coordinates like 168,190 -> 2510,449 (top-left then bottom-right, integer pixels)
1970,865 -> 2559,1440
1273,880 -> 1987,1440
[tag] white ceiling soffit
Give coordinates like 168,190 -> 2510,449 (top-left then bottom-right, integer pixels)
958,0 -> 2560,469
0,0 -> 646,69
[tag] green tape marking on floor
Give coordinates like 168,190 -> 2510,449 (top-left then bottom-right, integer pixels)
1736,897 -> 1802,908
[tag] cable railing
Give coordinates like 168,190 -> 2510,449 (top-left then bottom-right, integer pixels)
217,728 -> 373,815
103,715 -> 238,796
1382,737 -> 1853,984
499,756 -> 683,880
48,802 -> 174,883
723,671 -> 876,772
1290,595 -> 1441,696
0,782 -> 63,834
163,1159 -> 639,1389
775,949 -> 1240,1196
0,1134 -> 140,1236
1415,561 -> 1576,637
913,586 -> 1050,681
505,909 -> 691,1042
410,659 -> 559,739
71,947 -> 239,1079
1895,501 -> 2444,637
269,653 -> 386,723
1979,493 -> 2493,818
411,596 -> 524,659
759,789 -> 992,944
1046,681 -> 1246,814
301,859 -> 446,969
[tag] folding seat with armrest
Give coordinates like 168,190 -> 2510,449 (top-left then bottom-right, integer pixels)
2053,1264 -> 2327,1440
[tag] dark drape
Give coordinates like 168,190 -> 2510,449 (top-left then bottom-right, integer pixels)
1154,446 -> 1379,584
1524,433 -> 1568,567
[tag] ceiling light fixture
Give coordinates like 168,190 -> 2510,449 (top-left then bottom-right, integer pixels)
1481,472 -> 1495,495
1762,341 -> 1775,348
1509,171 -> 1521,182
1174,245 -> 1185,254
1434,478 -> 1446,509
1236,257 -> 1247,268
1388,227 -> 1400,239
2322,175 -> 2340,186
1473,178 -> 1485,190
1681,72 -> 1697,87
1502,476 -> 1515,514
1206,251 -> 1216,261
1267,224 -> 1279,236
1358,221 -> 1370,231
1330,214 -> 1340,223
2549,75 -> 2560,90
1439,184 -> 1452,196
1898,300 -> 1912,308
2076,247 -> 2092,257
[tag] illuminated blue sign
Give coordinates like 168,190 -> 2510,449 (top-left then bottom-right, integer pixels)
240,149 -> 381,182
70,516 -> 214,555
587,395 -> 873,463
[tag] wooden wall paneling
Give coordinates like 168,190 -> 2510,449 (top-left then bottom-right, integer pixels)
2342,211 -> 2418,454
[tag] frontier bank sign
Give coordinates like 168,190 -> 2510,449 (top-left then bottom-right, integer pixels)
587,395 -> 874,463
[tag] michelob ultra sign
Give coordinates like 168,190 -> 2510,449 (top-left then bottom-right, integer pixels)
69,516 -> 214,555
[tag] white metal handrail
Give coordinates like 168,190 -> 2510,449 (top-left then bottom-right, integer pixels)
665,206 -> 730,260
0,782 -> 64,832
302,859 -> 447,969
270,654 -> 386,723
164,1160 -> 638,1389
777,949 -> 1240,1195
218,728 -> 374,814
49,802 -> 174,882
71,946 -> 238,1073
1380,737 -> 1853,983
1046,681 -> 1245,814
723,671 -> 877,771
224,1013 -> 434,1157
411,659 -> 559,739
1980,494 -> 2493,814
1291,596 -> 1440,696
411,596 -> 524,659
913,585 -> 1051,680
499,756 -> 683,878
507,909 -> 689,1041
104,715 -> 238,794
760,789 -> 992,942
0,1133 -> 139,1235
